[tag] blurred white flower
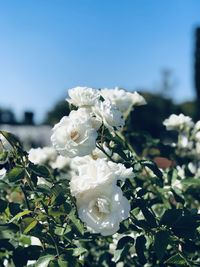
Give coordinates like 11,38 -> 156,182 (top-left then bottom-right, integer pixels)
28,148 -> 47,165
101,87 -> 146,113
93,100 -> 125,131
50,155 -> 71,170
28,147 -> 57,165
194,120 -> 200,132
76,184 -> 130,236
163,114 -> 194,131
194,131 -> 200,142
51,109 -> 98,158
66,86 -> 100,107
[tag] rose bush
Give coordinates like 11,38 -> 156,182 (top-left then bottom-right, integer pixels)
0,86 -> 200,267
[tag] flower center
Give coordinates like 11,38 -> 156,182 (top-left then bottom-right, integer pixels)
95,197 -> 110,214
70,130 -> 79,141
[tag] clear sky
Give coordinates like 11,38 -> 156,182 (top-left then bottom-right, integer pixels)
0,0 -> 200,122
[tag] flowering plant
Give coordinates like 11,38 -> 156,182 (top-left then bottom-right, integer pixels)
0,87 -> 200,267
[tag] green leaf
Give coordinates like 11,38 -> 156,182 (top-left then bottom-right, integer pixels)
25,245 -> 42,260
0,150 -> 8,163
35,255 -> 55,267
58,258 -> 69,267
181,178 -> 200,187
0,198 -> 7,212
0,239 -> 15,251
9,202 -> 22,216
160,209 -> 200,239
117,236 -> 135,249
154,230 -> 170,261
113,248 -> 124,263
140,160 -> 163,180
68,212 -> 84,235
21,217 -> 38,234
9,209 -> 32,223
160,209 -> 182,227
0,131 -> 21,148
136,199 -> 157,228
6,167 -> 25,183
73,247 -> 87,257
29,163 -> 51,178
135,235 -> 147,265
51,184 -> 66,205
164,253 -> 190,266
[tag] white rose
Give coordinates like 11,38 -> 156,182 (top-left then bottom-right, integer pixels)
131,91 -> 147,106
28,147 -> 57,165
163,114 -> 194,131
194,121 -> 200,132
28,148 -> 47,165
51,109 -> 98,158
66,86 -> 100,107
101,88 -> 146,114
107,161 -> 134,181
195,131 -> 200,142
93,100 -> 125,131
50,155 -> 71,170
76,184 -> 130,236
70,158 -> 133,197
42,147 -> 57,162
70,158 -> 116,197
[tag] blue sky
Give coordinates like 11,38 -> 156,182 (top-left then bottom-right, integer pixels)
0,0 -> 200,122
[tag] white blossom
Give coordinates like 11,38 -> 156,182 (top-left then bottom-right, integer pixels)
76,184 -> 130,236
66,86 -> 100,107
70,158 -> 133,197
51,109 -> 98,158
70,158 -> 116,197
28,147 -> 57,165
50,155 -> 71,170
107,161 -> 134,181
93,100 -> 125,131
163,114 -> 194,131
101,87 -> 146,113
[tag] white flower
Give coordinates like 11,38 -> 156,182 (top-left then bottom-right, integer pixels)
194,131 -> 200,142
50,155 -> 71,170
66,86 -> 100,107
163,114 -> 194,131
70,158 -> 116,197
93,100 -> 125,131
70,158 -> 133,197
28,148 -> 48,165
51,109 -> 98,158
194,121 -> 200,132
101,88 -> 146,113
76,184 -> 130,236
107,161 -> 134,181
131,91 -> 147,106
28,147 -> 57,165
